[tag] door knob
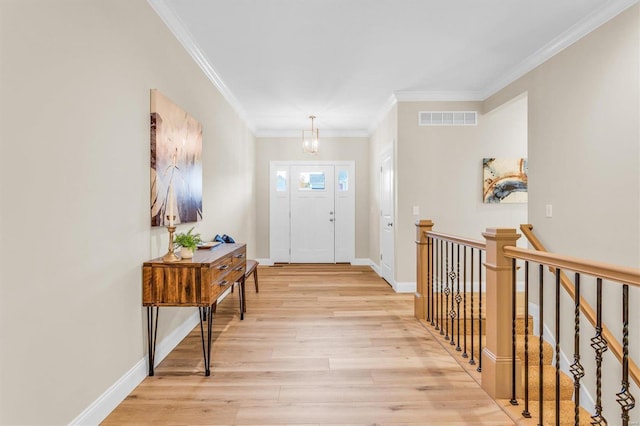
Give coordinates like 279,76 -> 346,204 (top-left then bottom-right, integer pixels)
388,222 -> 393,227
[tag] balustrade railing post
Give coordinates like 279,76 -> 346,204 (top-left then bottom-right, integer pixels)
415,220 -> 434,320
481,228 -> 521,399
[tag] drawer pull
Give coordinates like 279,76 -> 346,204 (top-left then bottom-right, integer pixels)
218,280 -> 228,286
235,253 -> 245,258
218,264 -> 229,270
234,266 -> 244,272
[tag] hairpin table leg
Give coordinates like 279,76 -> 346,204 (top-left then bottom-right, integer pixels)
199,305 -> 214,376
146,306 -> 159,376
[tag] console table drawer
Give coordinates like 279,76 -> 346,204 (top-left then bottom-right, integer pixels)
143,243 -> 247,306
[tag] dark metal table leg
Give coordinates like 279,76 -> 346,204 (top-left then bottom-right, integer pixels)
206,305 -> 213,375
147,306 -> 159,376
241,276 -> 246,319
199,305 -> 214,376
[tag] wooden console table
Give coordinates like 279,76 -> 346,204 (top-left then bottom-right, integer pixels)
142,243 -> 247,376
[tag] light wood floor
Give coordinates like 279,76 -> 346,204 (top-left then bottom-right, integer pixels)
104,264 -> 515,425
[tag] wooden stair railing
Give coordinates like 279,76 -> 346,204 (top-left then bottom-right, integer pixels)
415,221 -> 519,400
503,242 -> 640,425
416,220 -> 640,425
520,224 -> 640,388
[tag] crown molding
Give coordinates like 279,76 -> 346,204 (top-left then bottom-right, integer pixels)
147,0 -> 256,134
149,0 -> 637,137
481,0 -> 640,99
255,129 -> 370,138
394,90 -> 484,102
367,93 -> 398,135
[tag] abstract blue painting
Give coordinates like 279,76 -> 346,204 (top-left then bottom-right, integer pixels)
483,158 -> 528,204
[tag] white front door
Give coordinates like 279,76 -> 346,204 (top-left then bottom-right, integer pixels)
380,147 -> 394,284
290,165 -> 335,263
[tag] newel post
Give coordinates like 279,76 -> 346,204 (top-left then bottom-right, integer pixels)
415,220 -> 434,320
481,228 -> 521,399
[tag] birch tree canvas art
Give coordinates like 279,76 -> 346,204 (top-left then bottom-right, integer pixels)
150,89 -> 203,226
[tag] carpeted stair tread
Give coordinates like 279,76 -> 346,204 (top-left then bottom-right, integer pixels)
516,335 -> 553,365
522,365 -> 574,402
431,314 -> 532,336
422,291 -> 593,424
522,400 -> 593,426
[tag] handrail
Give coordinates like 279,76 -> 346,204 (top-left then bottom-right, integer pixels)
518,224 -> 640,387
425,230 -> 486,251
503,246 -> 640,287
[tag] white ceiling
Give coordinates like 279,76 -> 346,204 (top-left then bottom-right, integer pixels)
150,0 -> 637,136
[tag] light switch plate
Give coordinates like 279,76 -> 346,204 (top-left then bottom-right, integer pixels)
412,206 -> 419,216
545,204 -> 553,218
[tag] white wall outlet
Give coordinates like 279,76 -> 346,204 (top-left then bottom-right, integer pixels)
412,205 -> 419,216
545,204 -> 553,218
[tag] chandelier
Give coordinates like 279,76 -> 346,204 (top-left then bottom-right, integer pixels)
302,115 -> 319,154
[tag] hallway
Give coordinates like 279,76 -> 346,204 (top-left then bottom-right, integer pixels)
104,264 -> 514,425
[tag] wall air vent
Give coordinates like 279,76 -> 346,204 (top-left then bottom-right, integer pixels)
418,111 -> 477,126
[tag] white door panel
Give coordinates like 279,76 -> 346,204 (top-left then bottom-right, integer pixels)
290,165 -> 335,263
380,147 -> 394,284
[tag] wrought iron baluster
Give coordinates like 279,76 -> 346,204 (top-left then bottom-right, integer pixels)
538,264 -> 544,426
448,242 -> 456,346
555,268 -> 561,426
455,244 -> 461,351
439,240 -> 444,334
434,238 -> 440,330
444,242 -> 450,340
616,284 -> 635,426
570,273 -> 584,426
429,237 -> 435,326
425,236 -> 431,323
462,246 -> 468,358
522,261 -> 531,418
477,250 -> 483,373
510,258 -> 518,406
469,248 -> 476,365
590,278 -> 607,425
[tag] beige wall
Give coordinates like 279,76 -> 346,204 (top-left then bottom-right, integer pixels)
254,137 -> 369,259
368,105 -> 398,270
393,99 -> 528,283
486,5 -> 639,268
485,5 -> 639,418
0,1 -> 255,424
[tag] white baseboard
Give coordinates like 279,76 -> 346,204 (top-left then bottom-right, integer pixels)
369,261 -> 382,276
69,311 -> 200,425
256,258 -> 376,268
69,358 -> 148,426
394,281 -> 416,293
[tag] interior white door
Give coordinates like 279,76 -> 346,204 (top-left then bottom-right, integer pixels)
380,147 -> 394,284
290,165 -> 335,263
